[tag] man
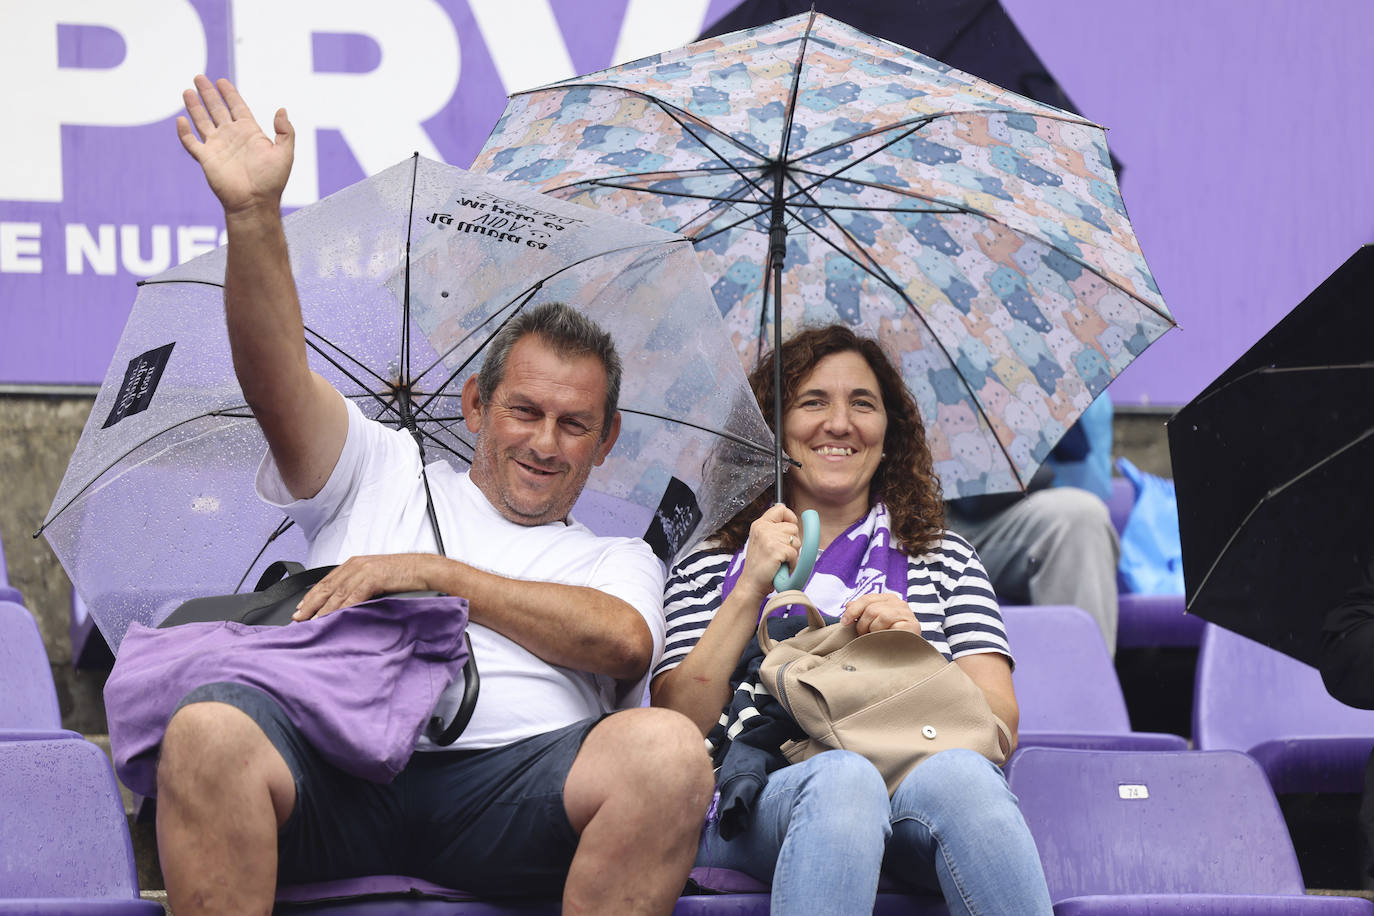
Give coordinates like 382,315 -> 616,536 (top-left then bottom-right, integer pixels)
156,76 -> 713,915
945,394 -> 1120,653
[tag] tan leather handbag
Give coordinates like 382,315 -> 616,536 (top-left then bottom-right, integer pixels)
756,590 -> 1011,794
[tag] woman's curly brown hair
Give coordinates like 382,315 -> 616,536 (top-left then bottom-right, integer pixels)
713,325 -> 946,556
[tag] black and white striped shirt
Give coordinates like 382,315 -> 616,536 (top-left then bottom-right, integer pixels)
655,530 -> 1011,681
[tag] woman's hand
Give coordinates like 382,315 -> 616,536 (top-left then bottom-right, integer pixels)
734,503 -> 801,600
840,591 -> 920,634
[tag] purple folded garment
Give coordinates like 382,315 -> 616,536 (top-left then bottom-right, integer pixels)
105,594 -> 469,797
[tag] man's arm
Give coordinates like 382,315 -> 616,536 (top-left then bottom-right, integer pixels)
292,552 -> 656,681
177,75 -> 346,499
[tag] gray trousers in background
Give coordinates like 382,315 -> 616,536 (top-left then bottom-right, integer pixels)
946,487 -> 1120,655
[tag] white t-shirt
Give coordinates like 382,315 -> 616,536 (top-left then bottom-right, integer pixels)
256,397 -> 666,751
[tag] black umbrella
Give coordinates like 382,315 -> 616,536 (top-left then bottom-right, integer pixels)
1167,245 -> 1374,665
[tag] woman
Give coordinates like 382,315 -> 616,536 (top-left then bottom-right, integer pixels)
651,325 -> 1052,915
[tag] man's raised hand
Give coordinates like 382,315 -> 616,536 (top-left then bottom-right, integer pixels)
176,75 -> 294,218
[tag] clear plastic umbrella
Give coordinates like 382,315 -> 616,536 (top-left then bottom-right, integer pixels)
39,156 -> 774,651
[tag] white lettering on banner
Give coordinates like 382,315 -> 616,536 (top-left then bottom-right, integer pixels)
233,0 -> 461,209
177,225 -> 222,263
467,0 -> 575,94
612,0 -> 714,65
469,0 -> 713,93
65,224 -> 226,276
0,0 -> 207,202
66,224 -> 117,275
119,225 -> 172,276
0,223 -> 43,273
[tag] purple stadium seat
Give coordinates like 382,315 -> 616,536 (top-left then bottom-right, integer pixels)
1193,624 -> 1374,794
1005,746 -> 1374,914
0,599 -> 64,732
1108,477 -> 1204,648
1003,604 -> 1187,751
70,589 -> 114,669
0,535 -> 21,605
275,869 -> 949,913
0,738 -> 163,913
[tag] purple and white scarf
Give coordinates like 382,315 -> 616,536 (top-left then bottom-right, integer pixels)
720,502 -> 909,620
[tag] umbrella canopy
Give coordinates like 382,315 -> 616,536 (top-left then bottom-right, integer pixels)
39,155 -> 774,651
702,0 -> 1094,134
1167,244 -> 1374,666
471,11 -> 1173,499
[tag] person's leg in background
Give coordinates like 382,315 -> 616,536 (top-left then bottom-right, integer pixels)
948,487 -> 1120,654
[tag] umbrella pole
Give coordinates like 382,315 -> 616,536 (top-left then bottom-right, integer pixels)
770,221 -> 786,505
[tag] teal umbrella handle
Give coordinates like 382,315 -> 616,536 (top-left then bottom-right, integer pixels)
774,509 -> 820,592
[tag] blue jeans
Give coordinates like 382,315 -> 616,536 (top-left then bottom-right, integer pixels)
697,749 -> 1052,915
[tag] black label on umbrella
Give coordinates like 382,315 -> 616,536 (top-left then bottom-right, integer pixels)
644,476 -> 702,563
102,342 -> 175,428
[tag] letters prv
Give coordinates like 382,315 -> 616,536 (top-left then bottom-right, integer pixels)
103,342 -> 174,428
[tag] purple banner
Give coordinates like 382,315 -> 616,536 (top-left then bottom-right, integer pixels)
1,0 -> 1370,407
1001,0 -> 1374,406
0,0 -> 739,386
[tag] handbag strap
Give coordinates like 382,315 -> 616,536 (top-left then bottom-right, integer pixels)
756,589 -> 828,653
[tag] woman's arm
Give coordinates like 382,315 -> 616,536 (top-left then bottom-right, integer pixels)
651,504 -> 801,735
651,582 -> 767,734
955,652 -> 1019,753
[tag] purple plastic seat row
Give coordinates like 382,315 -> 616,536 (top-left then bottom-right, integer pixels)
70,589 -> 115,670
0,534 -> 22,605
0,599 -> 65,733
0,738 -> 162,913
1193,623 -> 1374,794
1107,477 -> 1205,649
275,871 -> 948,914
1006,746 -> 1374,914
1003,604 -> 1187,751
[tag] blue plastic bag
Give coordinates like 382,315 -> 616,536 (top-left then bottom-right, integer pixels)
1115,456 -> 1185,595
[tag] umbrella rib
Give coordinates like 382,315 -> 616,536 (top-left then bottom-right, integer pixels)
784,128 -> 1174,327
778,168 -> 912,298
619,408 -> 775,458
786,165 -> 984,215
776,185 -> 1028,490
1189,362 -> 1374,409
301,335 -> 399,419
1187,423 -> 1374,613
401,153 -> 420,384
795,106 -> 1095,167
136,277 -> 226,290
578,179 -> 768,207
411,238 -> 692,397
786,170 -> 1175,329
522,82 -> 772,164
542,111 -> 776,211
775,8 -> 819,170
303,328 -> 392,389
412,283 -> 545,412
579,175 -> 791,243
36,407 -> 258,534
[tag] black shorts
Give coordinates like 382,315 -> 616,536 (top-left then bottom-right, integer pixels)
176,682 -> 601,897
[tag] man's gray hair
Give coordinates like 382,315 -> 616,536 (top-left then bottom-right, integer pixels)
477,301 -> 623,438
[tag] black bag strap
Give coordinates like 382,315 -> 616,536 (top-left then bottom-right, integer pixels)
254,560 -> 307,591
411,433 -> 480,746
